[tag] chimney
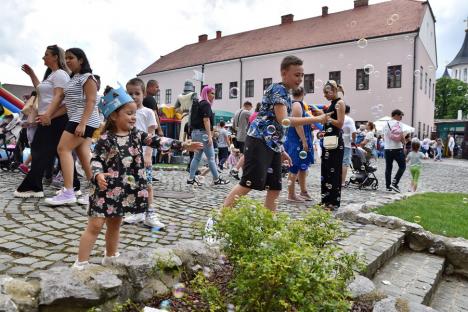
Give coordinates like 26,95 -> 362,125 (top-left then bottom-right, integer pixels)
198,34 -> 208,42
322,6 -> 328,16
281,14 -> 294,24
354,0 -> 368,8
216,30 -> 222,39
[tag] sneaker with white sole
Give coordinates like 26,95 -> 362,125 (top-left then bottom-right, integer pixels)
44,189 -> 76,206
14,190 -> 44,198
72,260 -> 89,270
55,188 -> 82,197
123,213 -> 145,224
101,252 -> 120,266
144,213 -> 166,229
77,194 -> 89,206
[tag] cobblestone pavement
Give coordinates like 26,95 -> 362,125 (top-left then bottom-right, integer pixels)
0,158 -> 467,278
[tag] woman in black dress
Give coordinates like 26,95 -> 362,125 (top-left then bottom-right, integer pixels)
321,80 -> 345,210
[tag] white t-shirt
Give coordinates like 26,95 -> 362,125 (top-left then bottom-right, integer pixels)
365,131 -> 376,150
37,69 -> 69,114
342,115 -> 357,148
383,119 -> 403,149
448,137 -> 455,150
135,106 -> 157,133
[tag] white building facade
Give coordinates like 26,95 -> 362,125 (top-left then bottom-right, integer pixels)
138,0 -> 437,138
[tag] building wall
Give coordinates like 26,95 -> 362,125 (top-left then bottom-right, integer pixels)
418,6 -> 437,66
139,35 -> 436,133
450,65 -> 468,83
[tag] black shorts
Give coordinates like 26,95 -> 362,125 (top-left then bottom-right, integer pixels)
234,140 -> 245,153
65,121 -> 97,138
240,136 -> 282,191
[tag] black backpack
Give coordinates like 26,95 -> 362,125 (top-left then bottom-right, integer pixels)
189,98 -> 201,129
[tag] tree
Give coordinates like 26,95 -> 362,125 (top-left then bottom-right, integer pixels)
435,77 -> 468,119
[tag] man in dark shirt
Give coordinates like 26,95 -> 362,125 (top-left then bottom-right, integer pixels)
143,80 -> 163,136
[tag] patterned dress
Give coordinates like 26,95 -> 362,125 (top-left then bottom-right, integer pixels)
88,128 -> 150,217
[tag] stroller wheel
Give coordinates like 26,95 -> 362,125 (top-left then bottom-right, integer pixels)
344,181 -> 350,187
372,182 -> 378,190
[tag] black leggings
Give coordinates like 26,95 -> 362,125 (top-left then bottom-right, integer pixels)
321,138 -> 344,207
17,115 -> 80,192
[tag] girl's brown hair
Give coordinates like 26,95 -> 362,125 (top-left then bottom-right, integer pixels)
367,121 -> 375,131
323,80 -> 345,96
102,105 -> 127,134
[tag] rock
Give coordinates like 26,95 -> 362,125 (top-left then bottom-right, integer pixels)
445,240 -> 468,272
408,301 -> 439,312
153,247 -> 183,268
0,294 -> 18,312
4,279 -> 40,312
355,212 -> 379,224
347,275 -> 376,299
374,215 -> 400,229
408,230 -> 434,252
335,204 -> 362,220
373,296 -> 398,312
113,249 -> 158,288
0,275 -> 14,293
398,220 -> 423,232
362,201 -> 380,212
172,240 -> 220,267
135,278 -> 169,302
39,266 -> 100,306
92,270 -> 122,299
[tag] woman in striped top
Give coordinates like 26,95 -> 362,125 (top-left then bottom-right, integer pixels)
45,48 -> 100,206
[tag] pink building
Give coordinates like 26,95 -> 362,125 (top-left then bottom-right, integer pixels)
138,0 -> 437,138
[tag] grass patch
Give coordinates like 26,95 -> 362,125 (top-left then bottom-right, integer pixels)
374,192 -> 468,239
153,163 -> 186,169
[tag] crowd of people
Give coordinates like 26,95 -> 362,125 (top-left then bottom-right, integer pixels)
0,46 -> 453,268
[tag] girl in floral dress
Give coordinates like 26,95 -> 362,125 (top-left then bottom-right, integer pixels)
73,85 -> 202,269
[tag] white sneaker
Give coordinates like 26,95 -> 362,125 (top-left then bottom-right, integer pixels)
44,188 -> 77,206
123,213 -> 145,224
144,213 -> 166,229
72,260 -> 89,270
14,190 -> 44,198
55,188 -> 82,197
101,252 -> 120,266
77,194 -> 89,205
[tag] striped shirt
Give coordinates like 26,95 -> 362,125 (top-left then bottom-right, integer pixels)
64,73 -> 101,128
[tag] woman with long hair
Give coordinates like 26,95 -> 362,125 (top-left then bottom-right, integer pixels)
15,45 -> 72,198
44,48 -> 101,205
186,85 -> 229,186
321,80 -> 345,210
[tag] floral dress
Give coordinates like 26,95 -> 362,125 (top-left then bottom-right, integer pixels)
88,128 -> 150,217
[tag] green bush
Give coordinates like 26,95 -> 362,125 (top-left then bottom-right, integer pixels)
212,197 -> 363,312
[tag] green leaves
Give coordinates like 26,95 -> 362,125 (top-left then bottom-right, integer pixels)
211,197 -> 363,312
435,77 -> 468,119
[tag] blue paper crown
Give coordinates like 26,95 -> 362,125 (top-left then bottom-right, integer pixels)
99,85 -> 133,118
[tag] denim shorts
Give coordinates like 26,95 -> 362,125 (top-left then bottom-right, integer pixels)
343,147 -> 352,166
146,167 -> 153,183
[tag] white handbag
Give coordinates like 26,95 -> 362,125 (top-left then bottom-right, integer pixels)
323,135 -> 338,150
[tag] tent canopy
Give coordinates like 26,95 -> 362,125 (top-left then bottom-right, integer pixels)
213,110 -> 234,125
374,116 -> 415,133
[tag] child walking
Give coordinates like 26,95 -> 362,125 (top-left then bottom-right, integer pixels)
123,78 -> 165,229
406,138 -> 427,192
73,85 -> 201,269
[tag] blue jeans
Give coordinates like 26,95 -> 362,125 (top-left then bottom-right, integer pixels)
384,148 -> 406,188
189,130 -> 219,180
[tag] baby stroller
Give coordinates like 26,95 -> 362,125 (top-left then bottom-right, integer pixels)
0,113 -> 23,171
345,147 -> 379,190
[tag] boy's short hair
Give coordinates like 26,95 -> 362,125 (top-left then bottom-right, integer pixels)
292,86 -> 304,97
280,55 -> 303,71
391,109 -> 404,117
219,120 -> 226,127
126,78 -> 146,94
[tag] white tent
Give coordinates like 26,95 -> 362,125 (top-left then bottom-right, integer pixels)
374,116 -> 415,133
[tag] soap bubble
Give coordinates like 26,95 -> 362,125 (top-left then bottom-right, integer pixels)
300,164 -> 308,170
404,35 -> 410,40
364,64 -> 375,75
299,150 -> 307,159
428,65 -> 435,72
386,18 -> 393,26
326,183 -> 332,189
202,134 -> 209,142
457,86 -> 463,91
327,128 -> 333,133
267,167 -> 273,174
324,152 -> 329,157
350,20 -> 357,27
357,38 -> 368,48
266,125 -> 276,135
407,54 -> 413,60
246,180 -> 252,187
330,168 -> 335,173
172,283 -> 186,298
159,299 -> 171,310
314,79 -> 324,89
429,247 -> 435,254
281,118 -> 291,128
361,165 -> 365,170
391,13 -> 399,21
414,69 -> 421,76
358,84 -> 364,90
229,87 -> 239,98
413,215 -> 421,223
374,70 -> 380,78
395,69 -> 401,76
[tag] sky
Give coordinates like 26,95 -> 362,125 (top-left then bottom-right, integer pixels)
1,0 -> 467,90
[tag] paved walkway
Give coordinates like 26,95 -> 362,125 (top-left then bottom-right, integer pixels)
0,158 -> 467,278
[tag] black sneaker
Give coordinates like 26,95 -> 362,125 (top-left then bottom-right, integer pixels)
386,188 -> 393,192
187,178 -> 202,186
214,177 -> 230,185
390,184 -> 401,193
229,169 -> 240,180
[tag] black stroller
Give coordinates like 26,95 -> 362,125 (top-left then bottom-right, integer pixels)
0,114 -> 23,172
344,147 -> 379,190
